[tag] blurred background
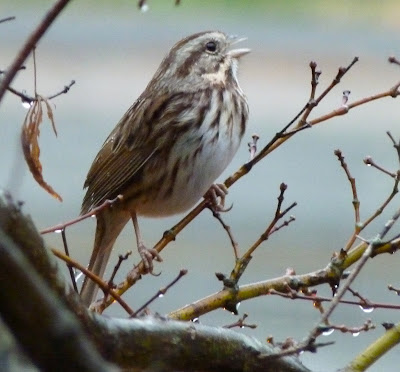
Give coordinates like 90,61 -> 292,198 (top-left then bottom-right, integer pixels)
1,1 -> 400,370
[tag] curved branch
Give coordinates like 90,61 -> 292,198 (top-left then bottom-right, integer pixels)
91,315 -> 311,372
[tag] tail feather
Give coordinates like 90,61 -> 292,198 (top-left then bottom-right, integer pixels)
80,208 -> 130,307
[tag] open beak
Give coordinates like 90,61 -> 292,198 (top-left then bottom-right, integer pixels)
227,35 -> 251,59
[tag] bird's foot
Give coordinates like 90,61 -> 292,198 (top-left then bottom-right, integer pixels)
138,243 -> 163,273
204,183 -> 232,213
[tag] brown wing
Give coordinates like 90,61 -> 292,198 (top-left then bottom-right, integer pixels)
81,91 -> 190,215
81,94 -> 157,214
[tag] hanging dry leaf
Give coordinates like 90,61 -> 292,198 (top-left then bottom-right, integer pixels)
20,95 -> 62,201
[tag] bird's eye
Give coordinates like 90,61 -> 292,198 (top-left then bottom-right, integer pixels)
205,41 -> 217,53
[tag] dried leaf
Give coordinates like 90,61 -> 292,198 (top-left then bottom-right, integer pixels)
21,96 -> 63,201
43,96 -> 57,136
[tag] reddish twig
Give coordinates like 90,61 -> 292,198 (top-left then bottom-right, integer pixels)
51,248 -> 134,316
223,313 -> 257,329
334,149 -> 360,229
348,287 -> 373,311
303,204 -> 400,349
268,289 -> 400,310
40,195 -> 123,234
209,208 -> 240,260
387,131 -> 400,164
95,58 -> 400,312
363,156 -> 397,178
324,319 -> 375,336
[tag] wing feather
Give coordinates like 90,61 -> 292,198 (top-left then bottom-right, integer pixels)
81,91 -> 189,214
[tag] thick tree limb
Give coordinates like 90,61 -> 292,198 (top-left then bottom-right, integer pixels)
0,228 -> 117,372
0,196 -> 311,372
90,315 -> 311,372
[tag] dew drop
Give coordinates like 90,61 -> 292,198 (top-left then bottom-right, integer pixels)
140,4 -> 149,12
75,271 -> 83,281
322,328 -> 334,336
192,317 -> 199,323
352,332 -> 360,337
54,229 -> 63,234
91,214 -> 96,218
359,305 -> 374,313
158,293 -> 164,298
21,99 -> 32,109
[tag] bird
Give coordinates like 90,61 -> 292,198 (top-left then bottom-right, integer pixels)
79,31 -> 250,306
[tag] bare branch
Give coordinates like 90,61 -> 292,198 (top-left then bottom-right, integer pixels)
0,0 -> 72,105
51,248 -> 135,316
0,16 -> 16,24
132,269 -> 188,317
40,195 -> 123,234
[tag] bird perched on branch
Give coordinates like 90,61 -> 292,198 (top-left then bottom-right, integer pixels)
80,31 -> 250,306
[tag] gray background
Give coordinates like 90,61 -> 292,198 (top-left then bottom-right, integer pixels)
1,1 -> 400,371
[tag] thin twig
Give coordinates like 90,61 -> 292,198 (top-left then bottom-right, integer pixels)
348,287 -> 373,310
386,131 -> 400,164
209,208 -> 239,260
309,61 -> 320,101
131,269 -> 187,317
61,229 -> 78,292
308,80 -> 400,127
47,80 -> 76,99
0,0 -> 73,105
7,80 -> 76,103
223,313 -> 257,329
324,319 -> 375,335
244,202 -> 296,259
359,172 -> 399,233
40,195 -> 123,234
263,340 -> 335,360
303,204 -> 400,349
389,56 -> 400,66
0,16 -> 16,24
298,58 -> 359,127
94,59 -> 400,312
51,248 -> 134,316
33,47 -> 37,96
387,284 -> 400,296
268,289 -> 400,310
107,251 -> 132,289
334,149 -> 360,230
229,184 -> 296,283
363,156 -> 397,178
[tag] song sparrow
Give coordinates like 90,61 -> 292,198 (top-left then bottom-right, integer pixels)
80,31 -> 250,306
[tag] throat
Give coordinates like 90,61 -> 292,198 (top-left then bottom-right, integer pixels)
202,63 -> 230,85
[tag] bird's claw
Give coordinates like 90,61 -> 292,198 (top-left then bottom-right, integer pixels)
138,244 -> 163,273
204,183 -> 231,212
